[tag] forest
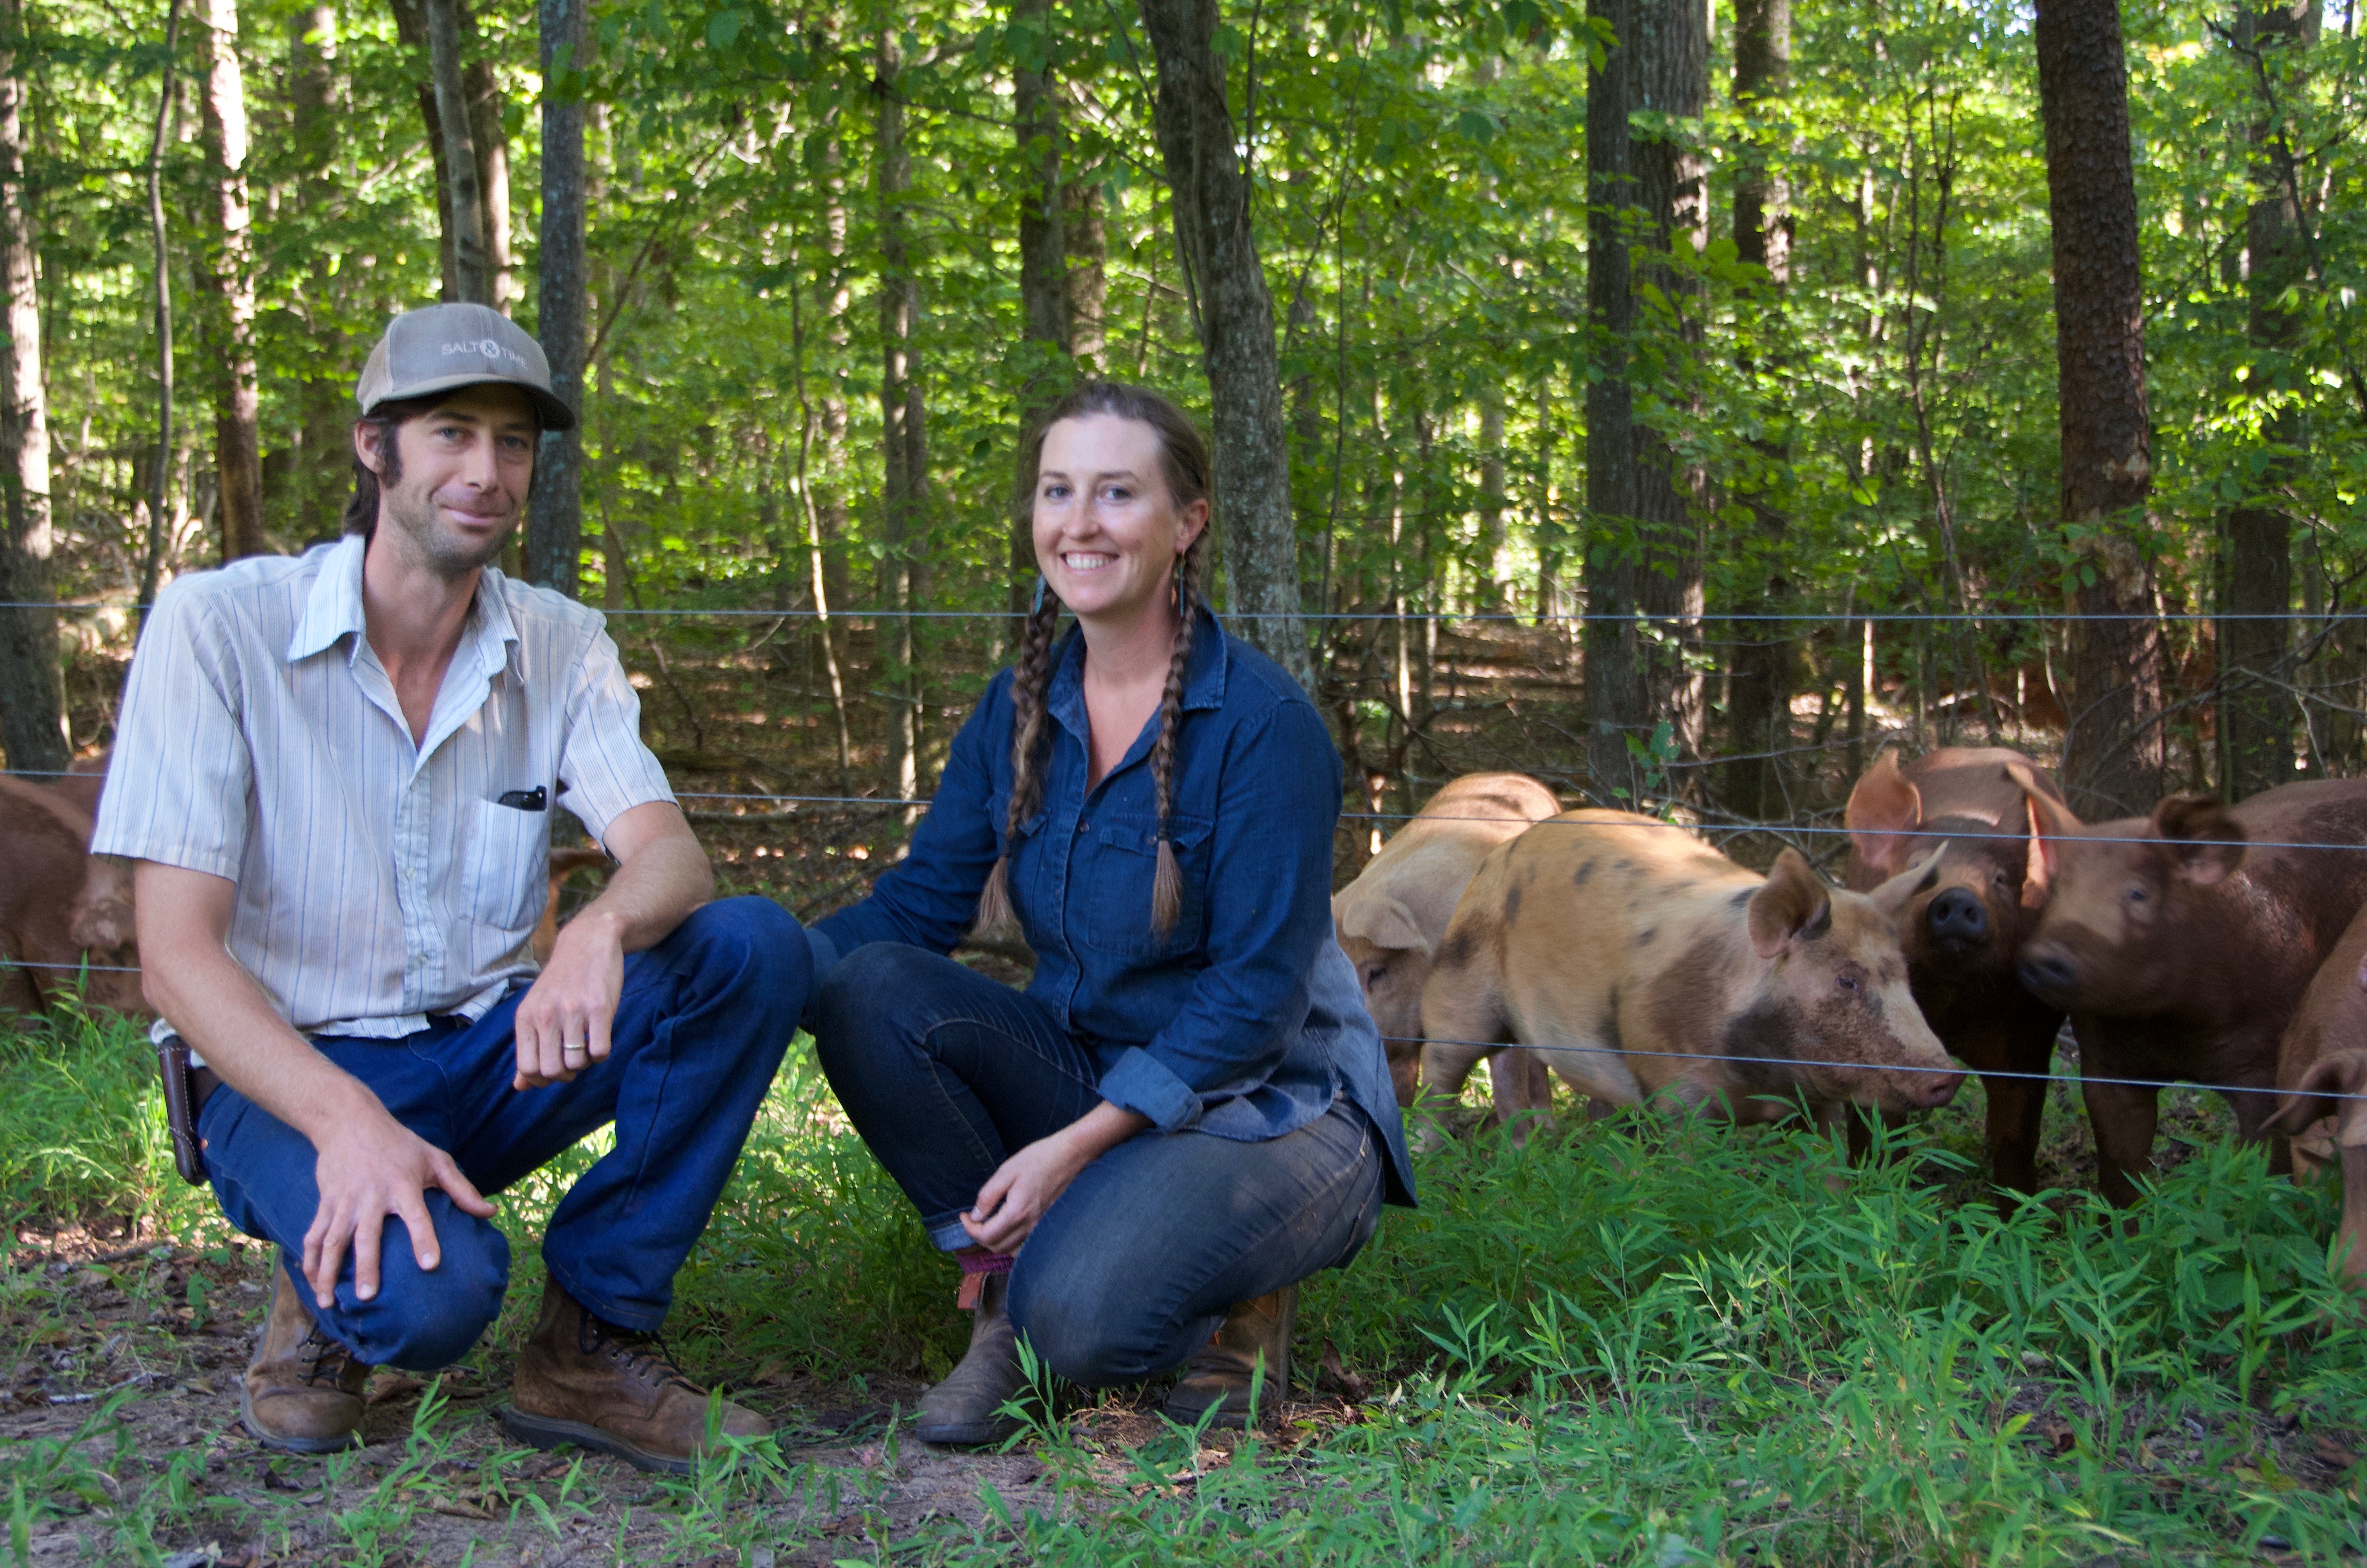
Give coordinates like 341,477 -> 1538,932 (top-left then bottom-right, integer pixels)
0,0 -> 2359,827
7,0 -> 2367,1559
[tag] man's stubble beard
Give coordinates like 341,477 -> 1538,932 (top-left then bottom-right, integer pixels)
379,480 -> 516,583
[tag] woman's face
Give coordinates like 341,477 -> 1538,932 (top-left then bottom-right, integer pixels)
1032,413 -> 1207,627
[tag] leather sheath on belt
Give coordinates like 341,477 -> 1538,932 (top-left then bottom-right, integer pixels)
155,1034 -> 220,1187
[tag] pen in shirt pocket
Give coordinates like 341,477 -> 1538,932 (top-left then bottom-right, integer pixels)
497,786 -> 548,811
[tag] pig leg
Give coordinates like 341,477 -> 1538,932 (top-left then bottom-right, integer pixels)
1420,965 -> 1513,1147
1386,1042 -> 1422,1109
1417,1036 -> 1498,1149
1480,1048 -> 1555,1145
2223,1080 -> 2294,1177
2080,1075 -> 2160,1210
2339,1145 -> 2367,1289
1980,1073 -> 2048,1197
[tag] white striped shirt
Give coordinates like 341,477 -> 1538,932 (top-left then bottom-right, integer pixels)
93,535 -> 673,1039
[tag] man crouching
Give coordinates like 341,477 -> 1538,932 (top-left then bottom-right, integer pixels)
92,304 -> 806,1472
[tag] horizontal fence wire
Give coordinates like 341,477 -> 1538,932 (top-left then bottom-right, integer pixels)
4,946 -> 2352,1105
1374,1035 -> 2367,1106
0,600 -> 2359,624
13,599 -> 2366,1104
16,770 -> 2367,854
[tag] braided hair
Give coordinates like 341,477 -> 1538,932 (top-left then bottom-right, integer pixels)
973,381 -> 1213,939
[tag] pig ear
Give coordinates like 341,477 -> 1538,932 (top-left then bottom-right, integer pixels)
1866,848 -> 1942,919
1337,893 -> 1429,955
2152,793 -> 2245,886
1845,750 -> 1923,876
1749,849 -> 1834,958
2265,1052 -> 2367,1143
2007,762 -> 2076,908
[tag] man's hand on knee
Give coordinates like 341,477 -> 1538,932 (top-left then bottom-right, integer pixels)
513,909 -> 625,1090
301,1105 -> 496,1309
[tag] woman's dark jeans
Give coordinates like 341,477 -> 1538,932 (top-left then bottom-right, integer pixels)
813,943 -> 1384,1385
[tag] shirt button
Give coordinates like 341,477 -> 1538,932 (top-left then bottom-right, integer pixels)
1077,820 -> 1089,834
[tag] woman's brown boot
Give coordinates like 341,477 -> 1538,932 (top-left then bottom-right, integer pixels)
1162,1286 -> 1296,1430
913,1271 -> 1026,1446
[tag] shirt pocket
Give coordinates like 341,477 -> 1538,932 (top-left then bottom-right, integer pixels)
1074,811 -> 1215,961
460,794 -> 550,933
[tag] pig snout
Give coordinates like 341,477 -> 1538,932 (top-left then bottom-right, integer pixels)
1900,1064 -> 1965,1109
2018,944 -> 2078,1005
1926,886 -> 1988,951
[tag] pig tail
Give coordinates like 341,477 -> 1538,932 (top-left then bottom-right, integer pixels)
1147,535 -> 1207,939
973,582 -> 1064,932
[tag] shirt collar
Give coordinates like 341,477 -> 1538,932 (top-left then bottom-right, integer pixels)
285,534 -> 524,678
1047,602 -> 1233,719
286,535 -> 368,663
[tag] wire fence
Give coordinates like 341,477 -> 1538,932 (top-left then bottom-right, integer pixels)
16,597 -> 2367,1107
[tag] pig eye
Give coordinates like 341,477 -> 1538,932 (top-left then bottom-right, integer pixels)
2126,885 -> 2148,904
1836,972 -> 1861,993
1361,962 -> 1388,988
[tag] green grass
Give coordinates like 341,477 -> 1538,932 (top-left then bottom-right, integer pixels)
7,1001 -> 2367,1563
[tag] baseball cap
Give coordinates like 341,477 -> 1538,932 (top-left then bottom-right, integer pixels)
354,303 -> 578,431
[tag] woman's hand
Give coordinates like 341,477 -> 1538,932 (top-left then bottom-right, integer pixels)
963,1101 -> 1150,1253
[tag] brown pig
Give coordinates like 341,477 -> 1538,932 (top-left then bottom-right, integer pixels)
2262,904 -> 2367,1285
0,774 -> 144,1014
1332,772 -> 1562,1116
1844,747 -> 2068,1192
2011,772 -> 2367,1207
1421,810 -> 1963,1127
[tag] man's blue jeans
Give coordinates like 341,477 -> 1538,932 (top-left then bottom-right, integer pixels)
813,943 -> 1384,1385
195,897 -> 807,1371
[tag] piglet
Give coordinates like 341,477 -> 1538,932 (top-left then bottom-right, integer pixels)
2011,770 -> 2367,1207
1844,748 -> 2067,1192
1333,772 -> 1560,1122
1421,809 -> 1961,1130
0,773 -> 144,1014
2264,904 -> 2367,1285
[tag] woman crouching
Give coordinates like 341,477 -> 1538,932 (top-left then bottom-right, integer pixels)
801,383 -> 1416,1443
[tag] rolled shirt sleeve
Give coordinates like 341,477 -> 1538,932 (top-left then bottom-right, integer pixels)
552,624 -> 676,846
811,675 -> 1008,965
1094,701 -> 1340,1131
92,582 -> 254,879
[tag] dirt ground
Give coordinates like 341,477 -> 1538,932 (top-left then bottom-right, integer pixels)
3,1223 -> 1374,1566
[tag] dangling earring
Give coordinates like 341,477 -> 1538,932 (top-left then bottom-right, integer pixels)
1032,574 -> 1048,616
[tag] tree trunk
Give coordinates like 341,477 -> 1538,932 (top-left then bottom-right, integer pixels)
1633,0 -> 1709,770
1583,0 -> 1707,805
1137,0 -> 1313,692
877,28 -> 927,806
1476,392 -> 1506,612
1011,0 -> 1069,614
2219,0 -> 2318,799
0,0 -> 65,770
1722,0 -> 1793,818
138,0 -> 183,620
202,0 -> 267,562
422,0 -> 490,303
526,0 -> 586,593
1584,0 -> 1645,804
465,55 -> 511,312
2035,0 -> 2164,816
1065,162 -> 1107,371
287,3 -> 347,540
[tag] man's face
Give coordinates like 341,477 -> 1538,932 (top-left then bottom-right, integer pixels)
357,383 -> 537,580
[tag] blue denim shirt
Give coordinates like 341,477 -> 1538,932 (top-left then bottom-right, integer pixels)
807,609 -> 1415,1207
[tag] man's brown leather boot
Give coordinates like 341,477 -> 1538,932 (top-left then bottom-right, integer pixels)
1162,1286 -> 1296,1430
502,1282 -> 768,1475
913,1272 -> 1025,1447
241,1265 -> 370,1453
